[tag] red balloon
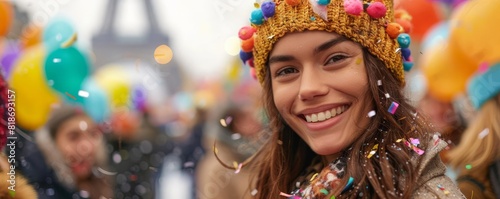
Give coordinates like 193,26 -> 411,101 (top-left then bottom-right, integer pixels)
396,0 -> 443,42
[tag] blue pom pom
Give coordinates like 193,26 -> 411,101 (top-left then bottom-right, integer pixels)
261,1 -> 276,18
317,0 -> 331,5
250,9 -> 265,25
240,50 -> 253,63
403,61 -> 414,72
397,33 -> 411,48
401,48 -> 411,61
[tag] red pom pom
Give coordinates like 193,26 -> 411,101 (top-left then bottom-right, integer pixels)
366,2 -> 387,19
285,0 -> 301,6
344,0 -> 363,16
250,67 -> 257,79
238,26 -> 256,40
248,58 -> 255,67
241,36 -> 255,52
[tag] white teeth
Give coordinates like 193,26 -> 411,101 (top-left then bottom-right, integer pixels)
311,114 -> 318,122
304,105 -> 349,123
317,112 -> 326,121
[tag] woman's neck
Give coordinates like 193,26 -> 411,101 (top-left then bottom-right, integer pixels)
322,153 -> 341,166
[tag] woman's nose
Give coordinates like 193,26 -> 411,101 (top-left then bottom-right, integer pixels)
297,67 -> 329,101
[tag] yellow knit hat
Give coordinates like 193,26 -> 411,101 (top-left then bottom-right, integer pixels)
238,0 -> 413,86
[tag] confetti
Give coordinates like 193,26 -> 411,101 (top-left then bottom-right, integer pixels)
251,189 -> 258,196
437,184 -> 450,195
268,35 -> 275,39
231,133 -> 242,140
279,192 -> 293,197
387,101 -> 399,114
342,177 -> 354,193
320,188 -> 329,195
395,48 -> 401,53
367,144 -> 378,158
384,93 -> 390,98
377,80 -> 382,86
79,121 -> 88,131
78,90 -> 89,98
404,139 -> 425,155
220,119 -> 227,127
234,162 -> 243,174
310,173 -> 319,182
478,62 -> 489,73
377,39 -> 381,43
367,110 -> 376,118
409,138 -> 420,146
97,167 -> 117,175
254,2 -> 260,8
356,58 -> 362,64
310,16 -> 316,21
184,161 -> 195,168
65,92 -> 76,100
465,164 -> 472,170
478,128 -> 489,139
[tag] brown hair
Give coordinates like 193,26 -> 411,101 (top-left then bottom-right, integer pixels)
251,47 -> 431,198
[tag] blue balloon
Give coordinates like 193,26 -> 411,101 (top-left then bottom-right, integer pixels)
82,78 -> 111,123
421,22 -> 450,52
43,17 -> 76,49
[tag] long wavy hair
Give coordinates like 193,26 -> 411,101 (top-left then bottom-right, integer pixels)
447,95 -> 500,173
250,47 -> 432,198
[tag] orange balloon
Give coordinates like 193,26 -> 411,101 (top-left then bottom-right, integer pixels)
0,1 -> 13,37
421,44 -> 476,102
396,0 -> 442,42
20,24 -> 43,49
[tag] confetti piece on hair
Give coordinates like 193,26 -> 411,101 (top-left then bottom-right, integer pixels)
404,139 -> 425,155
310,173 -> 319,182
251,189 -> 258,196
279,192 -> 294,197
396,138 -> 403,143
387,101 -> 399,114
226,116 -> 233,125
377,39 -> 381,43
220,119 -> 227,127
478,128 -> 489,139
231,133 -> 242,140
342,177 -> 354,193
395,48 -> 401,53
377,80 -> 382,86
367,144 -> 378,158
235,163 -> 243,174
384,93 -> 390,98
367,110 -> 376,118
320,188 -> 329,195
409,138 -> 420,146
356,58 -> 362,64
78,90 -> 89,98
466,164 -> 472,170
268,35 -> 275,39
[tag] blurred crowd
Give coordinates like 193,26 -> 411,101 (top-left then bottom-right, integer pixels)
0,0 -> 500,198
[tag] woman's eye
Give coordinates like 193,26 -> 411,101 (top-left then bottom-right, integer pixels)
326,54 -> 348,64
276,67 -> 298,76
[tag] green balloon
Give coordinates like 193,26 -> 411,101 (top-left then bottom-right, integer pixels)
44,46 -> 90,104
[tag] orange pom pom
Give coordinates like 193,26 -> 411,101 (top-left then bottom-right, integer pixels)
285,0 -> 301,6
396,18 -> 413,33
386,23 -> 403,39
241,36 -> 255,52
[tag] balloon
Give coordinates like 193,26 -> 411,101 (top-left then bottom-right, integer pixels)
43,17 -> 76,49
9,46 -> 59,130
94,65 -> 131,109
20,24 -> 43,49
448,0 -> 500,68
82,78 -> 111,123
396,0 -> 443,42
421,22 -> 449,52
0,41 -> 20,78
421,44 -> 476,102
132,86 -> 147,112
0,2 -> 13,37
44,46 -> 90,104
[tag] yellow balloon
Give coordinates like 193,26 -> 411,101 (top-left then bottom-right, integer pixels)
9,46 -> 59,131
421,44 -> 476,102
449,0 -> 500,68
94,65 -> 131,109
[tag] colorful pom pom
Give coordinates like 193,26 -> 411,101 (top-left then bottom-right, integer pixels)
344,0 -> 363,16
238,26 -> 256,40
403,61 -> 414,72
285,0 -> 301,6
397,33 -> 411,48
317,0 -> 331,5
240,50 -> 253,63
250,9 -> 265,25
366,2 -> 387,19
401,48 -> 411,60
396,18 -> 412,33
386,23 -> 403,39
261,1 -> 276,18
248,58 -> 255,67
250,67 -> 257,79
241,36 -> 255,52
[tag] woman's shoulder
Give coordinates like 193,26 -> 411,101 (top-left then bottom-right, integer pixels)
411,138 -> 465,198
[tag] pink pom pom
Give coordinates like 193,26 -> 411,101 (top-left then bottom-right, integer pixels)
238,26 -> 256,40
344,0 -> 363,16
250,67 -> 257,79
366,2 -> 387,19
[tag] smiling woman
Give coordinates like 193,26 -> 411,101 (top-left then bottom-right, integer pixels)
232,0 -> 465,198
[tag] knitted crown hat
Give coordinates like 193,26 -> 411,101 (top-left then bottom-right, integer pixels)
238,0 -> 414,85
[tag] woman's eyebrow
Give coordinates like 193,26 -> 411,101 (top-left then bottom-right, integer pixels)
268,55 -> 295,64
314,37 -> 348,54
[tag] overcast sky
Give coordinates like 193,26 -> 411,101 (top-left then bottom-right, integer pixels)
12,0 -> 255,81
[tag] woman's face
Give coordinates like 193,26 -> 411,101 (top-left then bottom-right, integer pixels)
269,31 -> 372,159
55,115 -> 102,180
